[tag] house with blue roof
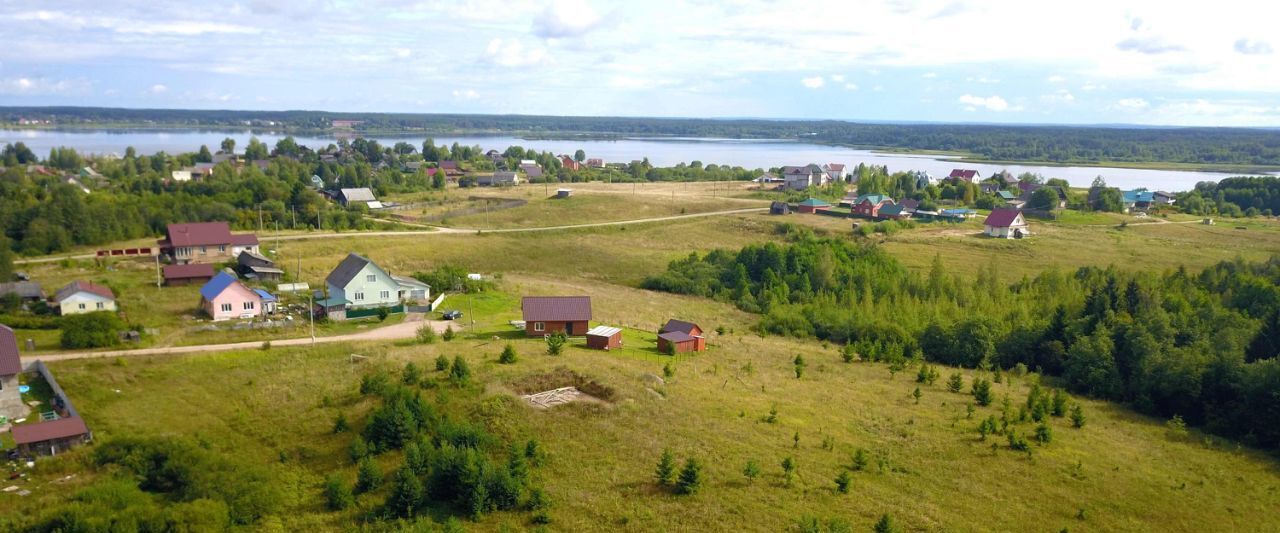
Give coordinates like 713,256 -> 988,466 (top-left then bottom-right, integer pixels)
199,272 -> 263,321
253,289 -> 278,314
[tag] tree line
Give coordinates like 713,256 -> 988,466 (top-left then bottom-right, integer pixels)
642,236 -> 1280,450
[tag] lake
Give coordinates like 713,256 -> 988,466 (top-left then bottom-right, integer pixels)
0,128 -> 1251,191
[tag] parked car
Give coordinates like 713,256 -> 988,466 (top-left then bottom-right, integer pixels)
442,310 -> 463,320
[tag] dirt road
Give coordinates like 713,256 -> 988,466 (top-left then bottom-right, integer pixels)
30,316 -> 456,363
15,207 -> 767,265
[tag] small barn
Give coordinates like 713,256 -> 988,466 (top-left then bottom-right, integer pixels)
796,198 -> 831,214
521,296 -> 591,336
237,250 -> 283,281
556,188 -> 573,198
658,319 -> 706,353
163,263 -> 215,286
770,201 -> 791,215
586,325 -> 622,350
11,416 -> 92,456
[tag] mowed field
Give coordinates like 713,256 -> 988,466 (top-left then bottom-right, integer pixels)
4,274 -> 1279,531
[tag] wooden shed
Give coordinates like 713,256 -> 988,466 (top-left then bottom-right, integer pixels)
657,319 -> 706,353
585,325 -> 622,350
11,416 -> 92,456
163,263 -> 215,286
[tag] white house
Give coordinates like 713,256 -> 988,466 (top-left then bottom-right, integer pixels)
171,169 -> 194,182
478,171 -> 521,186
51,281 -> 117,315
338,188 -> 380,209
325,253 -> 429,310
781,165 -> 827,191
983,209 -> 1030,239
822,163 -> 847,182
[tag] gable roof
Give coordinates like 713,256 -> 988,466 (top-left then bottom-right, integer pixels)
983,209 -> 1025,228
326,253 -> 383,288
899,199 -> 920,211
520,164 -> 543,177
165,222 -> 234,247
0,324 -> 21,375
0,281 -> 43,299
53,281 -> 114,303
340,188 -> 377,203
661,319 -> 701,335
658,331 -> 696,343
439,160 -> 459,170
948,169 -> 979,180
199,272 -> 241,300
11,416 -> 89,445
797,198 -> 830,207
997,190 -> 1017,200
1123,190 -> 1155,203
824,163 -> 845,171
880,204 -> 907,216
522,296 -> 592,322
855,194 -> 891,205
164,263 -> 215,280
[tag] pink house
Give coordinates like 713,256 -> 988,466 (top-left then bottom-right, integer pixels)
199,272 -> 263,321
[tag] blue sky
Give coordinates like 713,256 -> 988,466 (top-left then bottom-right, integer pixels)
1,0 -> 1278,126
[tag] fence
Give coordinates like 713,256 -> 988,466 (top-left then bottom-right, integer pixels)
346,304 -> 405,319
25,360 -> 82,420
95,247 -> 155,258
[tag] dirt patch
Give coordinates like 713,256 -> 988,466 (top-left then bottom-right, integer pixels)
520,386 -> 606,409
509,367 -> 616,401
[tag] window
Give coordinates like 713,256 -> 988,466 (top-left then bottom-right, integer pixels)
243,301 -> 255,310
354,292 -> 364,301
366,274 -> 377,282
379,290 -> 390,300
221,303 -> 233,312
96,302 -> 104,309
200,246 -> 207,254
534,322 -> 545,332
78,303 -> 86,310
218,245 -> 226,252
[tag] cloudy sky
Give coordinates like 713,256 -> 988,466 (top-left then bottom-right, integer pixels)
1,0 -> 1278,126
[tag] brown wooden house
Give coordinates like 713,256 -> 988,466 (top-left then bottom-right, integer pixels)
163,263 -> 215,286
658,319 -> 707,353
522,296 -> 591,336
11,416 -> 92,456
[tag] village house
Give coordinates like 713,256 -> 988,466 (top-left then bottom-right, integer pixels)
485,150 -> 505,165
338,188 -> 381,209
822,163 -> 847,182
51,281 -> 116,315
899,198 -> 921,214
521,296 -> 591,337
439,160 -> 462,176
781,165 -> 827,191
585,325 -> 623,350
520,163 -> 544,179
770,201 -> 791,215
0,281 -> 44,305
159,222 -> 259,264
755,172 -> 783,184
948,169 -> 982,182
983,209 -> 1030,239
237,250 -> 284,281
852,194 -> 895,218
325,253 -> 428,313
878,203 -> 911,220
199,272 -> 264,321
170,169 -> 195,182
0,325 -> 24,420
163,263 -> 215,286
12,416 -> 92,457
478,171 -> 521,187
658,319 -> 706,353
560,155 -> 581,171
795,198 -> 831,214
586,158 -> 605,168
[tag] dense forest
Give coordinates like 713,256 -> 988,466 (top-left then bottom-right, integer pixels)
5,106 -> 1280,166
1182,176 -> 1280,216
642,234 -> 1280,450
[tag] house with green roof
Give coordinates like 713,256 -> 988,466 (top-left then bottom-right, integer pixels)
852,194 -> 895,218
796,198 -> 831,213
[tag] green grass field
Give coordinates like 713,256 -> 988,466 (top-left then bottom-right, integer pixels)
5,185 -> 1280,531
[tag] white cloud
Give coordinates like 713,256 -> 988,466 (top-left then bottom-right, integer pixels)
1117,97 -> 1149,109
800,76 -> 824,89
0,77 -> 84,95
1081,82 -> 1105,91
148,84 -> 168,94
958,94 -> 1012,112
452,89 -> 480,100
922,72 -> 937,79
843,83 -> 859,91
1040,89 -> 1075,103
966,76 -> 1000,84
533,0 -> 604,39
392,48 -> 411,59
1234,38 -> 1273,55
831,74 -> 845,83
483,38 -> 548,67
1047,75 -> 1065,83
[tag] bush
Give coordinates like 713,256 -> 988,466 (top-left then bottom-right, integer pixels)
851,448 -> 868,471
1035,423 -> 1053,444
742,459 -> 761,482
435,354 -> 450,371
385,466 -> 424,518
60,311 -> 124,349
416,323 -> 437,344
332,413 -> 349,434
675,458 -> 703,495
1070,404 -> 1086,428
499,343 -> 518,364
376,306 -> 391,321
971,378 -> 993,406
794,354 -> 806,379
781,456 -> 797,486
360,371 -> 390,396
874,514 -> 899,533
834,470 -> 851,493
402,362 -> 422,385
947,373 -> 964,393
449,355 -> 471,384
442,325 -> 455,341
324,474 -> 353,511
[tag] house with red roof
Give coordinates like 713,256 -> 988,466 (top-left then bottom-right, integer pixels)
163,263 -> 215,286
822,163 -> 847,182
51,281 -> 116,315
522,296 -> 591,336
658,319 -> 706,353
852,194 -> 895,218
983,209 -> 1030,239
158,222 -> 259,264
948,169 -> 981,183
560,155 -> 581,171
0,325 -> 24,420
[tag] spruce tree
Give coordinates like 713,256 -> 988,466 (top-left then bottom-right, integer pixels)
324,474 -> 354,511
874,514 -> 899,533
356,456 -> 383,493
794,354 -> 807,379
947,373 -> 964,393
402,362 -> 421,385
449,355 -> 471,384
675,458 -> 703,495
1051,389 -> 1068,417
835,470 -> 852,494
781,456 -> 797,486
386,465 -> 423,518
852,448 -> 869,471
655,448 -> 676,486
972,378 -> 993,406
1035,422 -> 1054,444
499,343 -> 518,364
435,354 -> 450,371
1070,404 -> 1086,428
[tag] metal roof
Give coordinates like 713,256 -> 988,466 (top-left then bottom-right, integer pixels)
326,253 -> 375,288
522,296 -> 592,322
163,263 -> 214,279
53,281 -> 115,303
199,272 -> 239,300
340,188 -> 377,202
11,416 -> 89,445
586,325 -> 621,337
661,319 -> 700,335
0,324 -> 21,375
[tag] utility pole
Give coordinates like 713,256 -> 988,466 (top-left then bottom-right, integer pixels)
258,204 -> 263,233
309,290 -> 315,345
154,254 -> 161,289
